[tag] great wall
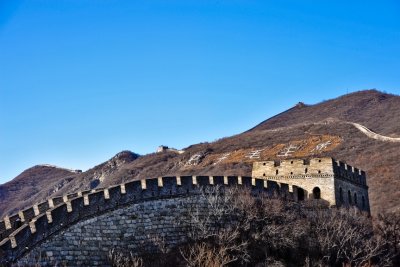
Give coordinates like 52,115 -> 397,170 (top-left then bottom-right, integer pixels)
348,122 -> 400,142
0,158 -> 370,266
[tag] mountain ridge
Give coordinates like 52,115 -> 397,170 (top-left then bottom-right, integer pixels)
1,89 -> 399,217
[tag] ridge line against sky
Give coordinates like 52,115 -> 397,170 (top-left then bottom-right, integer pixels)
0,0 -> 399,183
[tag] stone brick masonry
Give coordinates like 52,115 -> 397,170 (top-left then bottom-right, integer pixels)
252,157 -> 370,212
0,158 -> 370,266
18,196 -> 202,266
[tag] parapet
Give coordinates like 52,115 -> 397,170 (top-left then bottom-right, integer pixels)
1,175 -> 297,263
332,160 -> 367,187
252,157 -> 336,177
252,158 -> 367,187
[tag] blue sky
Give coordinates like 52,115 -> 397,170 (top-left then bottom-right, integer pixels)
1,0 -> 399,183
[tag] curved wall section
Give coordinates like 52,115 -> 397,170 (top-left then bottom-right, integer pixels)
18,195 -> 201,266
1,176 -> 284,266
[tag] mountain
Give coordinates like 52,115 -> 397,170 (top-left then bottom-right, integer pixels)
249,89 -> 400,135
0,165 -> 80,216
1,89 -> 399,217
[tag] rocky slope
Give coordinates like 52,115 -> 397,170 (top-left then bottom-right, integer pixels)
0,165 -> 79,216
1,89 -> 399,217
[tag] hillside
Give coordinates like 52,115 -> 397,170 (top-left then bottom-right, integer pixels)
249,89 -> 400,136
0,165 -> 80,216
1,89 -> 399,217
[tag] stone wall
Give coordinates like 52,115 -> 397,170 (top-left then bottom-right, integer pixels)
0,191 -> 91,242
334,178 -> 370,212
252,157 -> 370,212
0,159 -> 371,265
252,158 -> 335,177
0,176 -> 285,265
17,195 -> 203,266
252,158 -> 336,204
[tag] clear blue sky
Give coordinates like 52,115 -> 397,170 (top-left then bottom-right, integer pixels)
1,0 -> 399,183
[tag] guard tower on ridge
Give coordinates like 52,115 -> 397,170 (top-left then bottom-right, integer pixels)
252,157 -> 370,213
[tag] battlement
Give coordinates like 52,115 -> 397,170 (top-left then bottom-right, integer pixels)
0,190 -> 92,242
252,158 -> 370,213
332,160 -> 367,186
1,175 -> 295,263
252,157 -> 367,187
254,157 -> 334,176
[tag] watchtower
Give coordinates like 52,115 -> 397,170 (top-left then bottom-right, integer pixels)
252,158 -> 370,212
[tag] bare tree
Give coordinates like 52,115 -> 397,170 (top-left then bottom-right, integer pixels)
375,211 -> 400,265
180,186 -> 251,266
107,248 -> 144,267
110,186 -> 396,267
307,207 -> 392,267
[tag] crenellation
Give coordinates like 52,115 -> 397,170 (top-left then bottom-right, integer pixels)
0,171 -> 371,265
141,179 -> 147,190
18,211 -> 25,223
33,205 -> 40,216
66,201 -> 72,213
253,158 -> 369,211
224,176 -> 228,185
46,211 -> 52,223
120,183 -> 126,194
333,161 -> 367,187
4,216 -> 11,230
48,198 -> 54,208
29,220 -> 36,234
9,235 -> 17,249
103,188 -> 110,200
158,177 -> 164,187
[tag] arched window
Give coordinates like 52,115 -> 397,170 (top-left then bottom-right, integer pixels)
354,193 -> 358,205
339,187 -> 343,202
276,169 -> 279,175
313,187 -> 321,199
305,168 -> 308,174
348,190 -> 352,204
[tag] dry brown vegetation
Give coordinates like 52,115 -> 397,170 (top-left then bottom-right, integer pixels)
2,89 -> 400,218
107,187 -> 400,267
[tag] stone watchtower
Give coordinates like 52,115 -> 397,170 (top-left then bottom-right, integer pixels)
252,158 -> 370,212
